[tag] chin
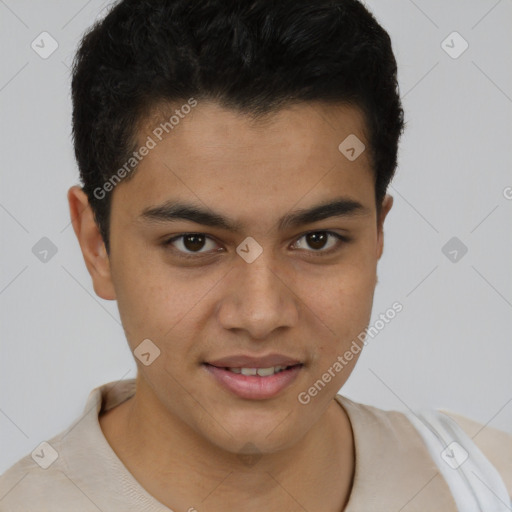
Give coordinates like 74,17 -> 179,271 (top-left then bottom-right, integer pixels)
202,409 -> 307,456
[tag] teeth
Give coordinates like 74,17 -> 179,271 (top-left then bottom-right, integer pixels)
256,367 -> 275,377
228,365 -> 290,376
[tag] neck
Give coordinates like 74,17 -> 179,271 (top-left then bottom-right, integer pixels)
99,378 -> 355,512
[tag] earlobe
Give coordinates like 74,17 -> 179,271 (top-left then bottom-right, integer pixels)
67,185 -> 117,300
376,193 -> 393,260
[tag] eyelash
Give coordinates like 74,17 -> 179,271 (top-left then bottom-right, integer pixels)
162,231 -> 351,260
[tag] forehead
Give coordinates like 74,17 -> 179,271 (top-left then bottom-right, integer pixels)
138,100 -> 370,167
111,100 -> 375,228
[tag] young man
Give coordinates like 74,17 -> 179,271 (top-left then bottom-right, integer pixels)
1,0 -> 510,510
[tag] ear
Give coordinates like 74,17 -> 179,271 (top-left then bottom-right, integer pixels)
67,185 -> 116,300
376,193 -> 393,261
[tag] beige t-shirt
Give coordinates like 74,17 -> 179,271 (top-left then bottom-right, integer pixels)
0,379 -> 510,511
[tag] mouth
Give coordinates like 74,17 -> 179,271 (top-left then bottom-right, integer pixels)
203,361 -> 303,400
209,363 -> 301,376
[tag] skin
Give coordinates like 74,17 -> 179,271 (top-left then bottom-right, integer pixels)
68,100 -> 393,511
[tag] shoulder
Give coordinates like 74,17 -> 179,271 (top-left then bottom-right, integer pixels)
337,395 -> 511,492
336,395 -> 512,510
0,380 -> 124,511
335,394 -> 460,510
0,436 -> 95,511
0,379 -> 145,512
441,409 -> 512,499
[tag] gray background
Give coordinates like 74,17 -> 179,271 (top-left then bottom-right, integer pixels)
1,0 -> 511,474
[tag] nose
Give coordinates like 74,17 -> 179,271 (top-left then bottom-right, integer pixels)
216,250 -> 300,340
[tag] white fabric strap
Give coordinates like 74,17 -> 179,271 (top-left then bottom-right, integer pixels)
405,409 -> 511,512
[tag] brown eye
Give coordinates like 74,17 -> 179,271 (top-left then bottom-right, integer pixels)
163,233 -> 222,258
182,234 -> 206,252
305,232 -> 329,250
292,231 -> 349,255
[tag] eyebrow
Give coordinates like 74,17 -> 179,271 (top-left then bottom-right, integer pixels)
139,196 -> 372,233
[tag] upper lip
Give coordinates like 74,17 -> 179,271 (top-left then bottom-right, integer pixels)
205,353 -> 302,368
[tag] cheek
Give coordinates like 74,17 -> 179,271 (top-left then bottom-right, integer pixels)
109,246 -> 178,345
312,262 -> 376,325
305,271 -> 375,398
111,248 -> 220,352
305,261 -> 377,362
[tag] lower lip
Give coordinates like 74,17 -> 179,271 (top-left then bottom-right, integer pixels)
204,364 -> 302,400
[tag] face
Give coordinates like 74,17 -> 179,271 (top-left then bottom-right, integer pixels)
70,100 -> 392,456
